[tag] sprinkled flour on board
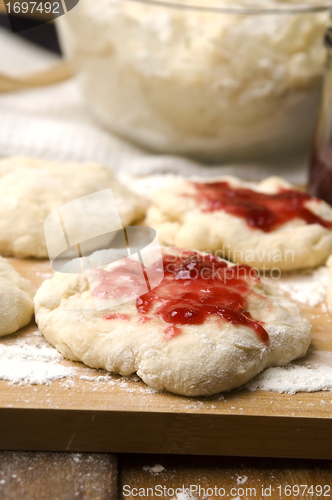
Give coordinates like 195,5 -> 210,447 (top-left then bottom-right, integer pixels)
267,266 -> 329,307
2,335 -> 332,394
0,334 -> 158,391
143,464 -> 165,474
247,364 -> 332,393
237,475 -> 248,485
247,350 -> 332,394
0,343 -> 75,385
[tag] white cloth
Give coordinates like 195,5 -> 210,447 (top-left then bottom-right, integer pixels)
0,27 -> 310,182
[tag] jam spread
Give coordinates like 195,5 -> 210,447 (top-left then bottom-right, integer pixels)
95,251 -> 268,342
191,181 -> 332,232
104,313 -> 129,321
93,262 -> 148,303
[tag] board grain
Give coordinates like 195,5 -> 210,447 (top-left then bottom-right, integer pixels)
0,258 -> 331,458
0,451 -> 118,500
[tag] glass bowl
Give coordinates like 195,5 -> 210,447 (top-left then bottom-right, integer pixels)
57,0 -> 332,162
309,27 -> 332,203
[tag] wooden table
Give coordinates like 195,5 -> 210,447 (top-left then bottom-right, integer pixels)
1,451 -> 332,499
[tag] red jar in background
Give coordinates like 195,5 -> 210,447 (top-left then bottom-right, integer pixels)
309,28 -> 332,204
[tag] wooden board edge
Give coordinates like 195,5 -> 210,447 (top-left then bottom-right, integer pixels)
0,408 -> 331,459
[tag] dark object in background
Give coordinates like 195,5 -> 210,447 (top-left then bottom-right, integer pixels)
5,1 -> 64,34
0,13 -> 61,53
309,28 -> 332,205
2,0 -> 78,35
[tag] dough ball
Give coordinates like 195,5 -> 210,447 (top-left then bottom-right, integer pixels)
34,247 -> 311,396
146,176 -> 332,271
0,156 -> 146,258
0,256 -> 34,336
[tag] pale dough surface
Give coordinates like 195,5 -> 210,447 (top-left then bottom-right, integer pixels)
34,249 -> 311,396
0,157 -> 146,258
0,256 -> 34,337
146,176 -> 332,271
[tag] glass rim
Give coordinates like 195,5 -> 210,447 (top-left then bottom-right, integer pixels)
127,0 -> 332,14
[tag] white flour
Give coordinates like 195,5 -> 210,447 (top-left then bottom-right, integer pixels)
143,464 -> 165,474
247,350 -> 332,394
2,324 -> 332,394
1,335 -> 332,394
247,364 -> 332,393
0,343 -> 75,385
271,266 -> 329,307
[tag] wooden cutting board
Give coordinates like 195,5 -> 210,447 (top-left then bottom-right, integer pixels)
0,257 -> 332,459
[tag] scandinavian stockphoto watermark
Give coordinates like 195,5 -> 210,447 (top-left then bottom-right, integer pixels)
44,188 -> 164,311
164,246 -> 290,281
4,0 -> 79,33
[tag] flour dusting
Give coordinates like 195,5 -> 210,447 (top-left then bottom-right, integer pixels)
143,464 -> 165,474
271,266 -> 329,307
237,475 -> 248,485
247,351 -> 332,394
0,343 -> 75,384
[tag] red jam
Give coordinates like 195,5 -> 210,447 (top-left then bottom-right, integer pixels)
93,260 -> 148,302
137,316 -> 153,324
104,313 -> 130,321
95,251 -> 268,342
190,181 -> 332,233
164,325 -> 182,341
138,252 -> 268,342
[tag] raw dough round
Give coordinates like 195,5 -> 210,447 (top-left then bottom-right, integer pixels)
146,176 -> 332,271
0,156 -> 146,258
34,248 -> 311,396
0,256 -> 34,337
